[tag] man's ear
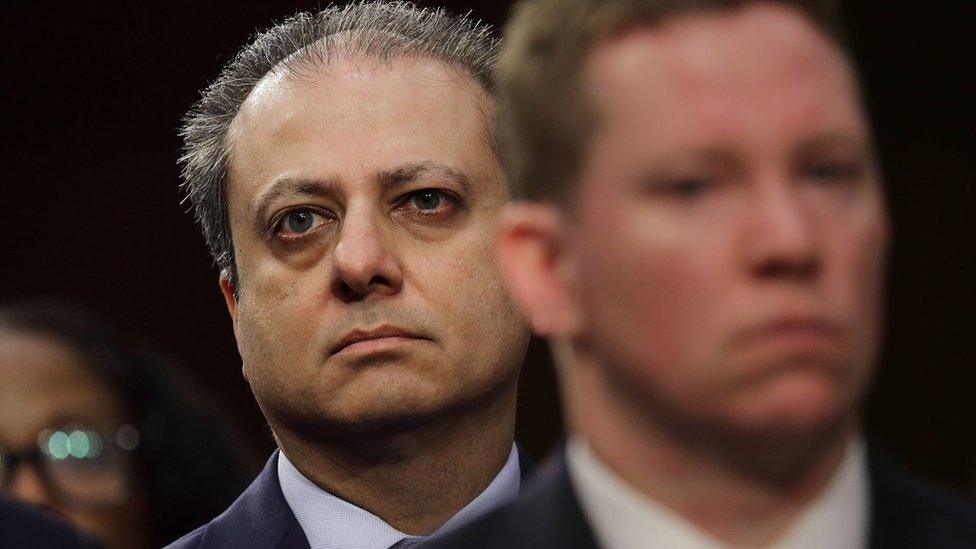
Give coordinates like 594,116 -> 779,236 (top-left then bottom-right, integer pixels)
497,202 -> 583,338
218,271 -> 240,340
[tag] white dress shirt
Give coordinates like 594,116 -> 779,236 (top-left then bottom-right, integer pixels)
567,436 -> 868,549
278,444 -> 521,549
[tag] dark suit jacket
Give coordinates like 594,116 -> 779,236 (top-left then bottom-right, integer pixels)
0,496 -> 102,549
167,446 -> 535,549
422,448 -> 976,549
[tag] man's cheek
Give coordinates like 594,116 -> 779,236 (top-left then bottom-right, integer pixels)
829,223 -> 886,321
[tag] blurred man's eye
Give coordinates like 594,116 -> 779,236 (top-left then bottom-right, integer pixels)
646,177 -> 716,200
803,160 -> 864,186
667,178 -> 712,198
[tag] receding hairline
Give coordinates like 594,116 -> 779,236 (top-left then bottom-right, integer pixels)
225,41 -> 500,171
180,3 -> 503,290
223,43 -> 502,217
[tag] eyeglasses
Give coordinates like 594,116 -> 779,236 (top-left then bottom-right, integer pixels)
0,425 -> 140,508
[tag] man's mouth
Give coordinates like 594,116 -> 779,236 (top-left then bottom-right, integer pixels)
736,316 -> 848,348
330,326 -> 428,356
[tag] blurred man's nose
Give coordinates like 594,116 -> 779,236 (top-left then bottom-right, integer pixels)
331,206 -> 404,301
741,181 -> 822,283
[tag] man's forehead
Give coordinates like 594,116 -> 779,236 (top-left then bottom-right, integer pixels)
233,51 -> 491,135
586,4 -> 847,99
223,50 -> 502,213
581,4 -> 860,141
226,53 -> 498,188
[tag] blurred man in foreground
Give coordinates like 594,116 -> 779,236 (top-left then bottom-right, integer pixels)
426,0 -> 976,547
169,2 -> 531,548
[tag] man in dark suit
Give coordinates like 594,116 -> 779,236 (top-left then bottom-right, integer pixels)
168,3 -> 532,548
425,0 -> 976,547
0,496 -> 101,548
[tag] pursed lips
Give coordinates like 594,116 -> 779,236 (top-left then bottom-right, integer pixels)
329,326 -> 428,356
735,316 -> 848,346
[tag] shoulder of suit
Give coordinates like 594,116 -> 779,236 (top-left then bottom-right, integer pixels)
421,454 -> 599,549
869,452 -> 976,546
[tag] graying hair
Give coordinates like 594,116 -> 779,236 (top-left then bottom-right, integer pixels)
180,1 -> 500,289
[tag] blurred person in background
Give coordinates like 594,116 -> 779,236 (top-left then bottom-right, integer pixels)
425,0 -> 976,547
0,301 -> 251,548
168,2 -> 532,548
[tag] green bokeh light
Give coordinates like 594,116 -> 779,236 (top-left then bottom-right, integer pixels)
48,431 -> 70,460
88,431 -> 104,458
67,430 -> 91,458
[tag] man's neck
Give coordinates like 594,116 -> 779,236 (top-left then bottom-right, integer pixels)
275,388 -> 517,535
568,358 -> 858,546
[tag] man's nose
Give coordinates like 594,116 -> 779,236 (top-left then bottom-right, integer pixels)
331,207 -> 404,300
6,462 -> 56,508
742,184 -> 822,282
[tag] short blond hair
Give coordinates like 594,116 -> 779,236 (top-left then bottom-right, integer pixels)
496,0 -> 844,203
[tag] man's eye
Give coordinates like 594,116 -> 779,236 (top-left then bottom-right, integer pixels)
804,161 -> 862,186
275,209 -> 326,238
658,178 -> 712,199
405,190 -> 454,214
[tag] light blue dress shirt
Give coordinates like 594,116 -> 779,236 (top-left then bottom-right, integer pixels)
278,444 -> 521,549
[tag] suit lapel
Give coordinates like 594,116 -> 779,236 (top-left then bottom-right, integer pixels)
468,452 -> 597,549
536,453 -> 600,548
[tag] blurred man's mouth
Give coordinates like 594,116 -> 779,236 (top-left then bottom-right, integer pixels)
735,316 -> 848,350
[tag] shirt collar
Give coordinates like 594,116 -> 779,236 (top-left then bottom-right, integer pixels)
567,436 -> 867,549
278,444 -> 521,549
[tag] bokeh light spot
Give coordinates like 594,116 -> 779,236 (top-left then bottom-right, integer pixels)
116,425 -> 139,451
88,431 -> 104,458
48,431 -> 70,460
68,430 -> 90,458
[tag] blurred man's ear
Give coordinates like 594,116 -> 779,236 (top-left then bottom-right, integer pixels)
218,272 -> 240,340
497,202 -> 583,338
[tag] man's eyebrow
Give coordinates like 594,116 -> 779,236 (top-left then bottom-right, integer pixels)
376,161 -> 472,194
796,131 -> 871,154
251,177 -> 339,224
641,148 -> 744,177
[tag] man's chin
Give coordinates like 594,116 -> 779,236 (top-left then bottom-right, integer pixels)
720,371 -> 856,437
277,380 -> 465,438
320,401 -> 449,434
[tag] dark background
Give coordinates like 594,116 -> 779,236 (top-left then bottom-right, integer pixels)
1,1 -> 972,494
